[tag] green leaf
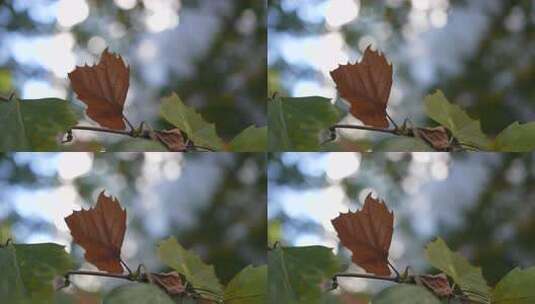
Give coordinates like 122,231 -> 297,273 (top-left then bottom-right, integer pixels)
14,243 -> 74,303
268,96 -> 342,151
493,122 -> 535,152
0,244 -> 27,304
268,246 -> 342,304
373,285 -> 441,304
157,237 -> 223,298
424,238 -> 489,302
104,283 -> 174,304
160,93 -> 223,150
228,126 -> 267,152
423,90 -> 490,149
491,267 -> 535,304
379,137 -> 434,151
0,98 -> 78,151
224,265 -> 267,304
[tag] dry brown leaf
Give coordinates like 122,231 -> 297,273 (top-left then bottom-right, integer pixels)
147,271 -> 187,295
64,190 -> 126,273
415,126 -> 451,151
415,273 -> 453,298
150,128 -> 187,151
330,45 -> 393,128
68,48 -> 130,130
331,193 -> 394,276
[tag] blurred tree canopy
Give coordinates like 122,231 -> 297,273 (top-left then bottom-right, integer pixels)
268,0 -> 535,146
0,152 -> 266,295
268,152 -> 535,294
0,0 -> 266,147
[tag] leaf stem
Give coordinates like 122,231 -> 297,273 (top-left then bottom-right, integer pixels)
120,259 -> 133,275
386,112 -> 398,129
122,116 -> 135,132
388,260 -> 400,279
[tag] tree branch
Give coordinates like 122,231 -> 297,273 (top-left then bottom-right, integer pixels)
332,272 -> 401,283
64,270 -> 134,281
329,124 -> 400,135
70,125 -> 150,139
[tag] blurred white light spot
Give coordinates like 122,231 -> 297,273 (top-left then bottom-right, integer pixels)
145,11 -> 179,32
504,7 -> 525,33
87,36 -> 106,55
236,9 -> 257,35
108,22 -> 127,38
409,9 -> 429,31
43,33 -> 77,77
10,33 -> 76,78
430,9 -> 448,28
326,153 -> 361,181
22,81 -> 66,99
430,161 -> 449,180
282,186 -> 346,229
56,0 -> 89,27
137,39 -> 158,61
411,0 -> 430,11
57,153 -> 93,180
413,152 -> 431,163
142,0 -> 181,32
325,0 -> 360,28
163,160 -> 182,180
280,32 -> 348,77
114,0 -> 138,10
292,81 -> 335,98
13,185 -> 78,234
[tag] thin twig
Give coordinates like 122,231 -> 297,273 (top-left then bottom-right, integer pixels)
64,270 -> 134,281
188,144 -> 216,152
329,124 -> 400,135
70,126 -> 149,138
333,272 -> 401,283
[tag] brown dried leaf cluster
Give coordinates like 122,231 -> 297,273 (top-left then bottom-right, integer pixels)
150,128 -> 187,151
415,273 -> 454,298
415,126 -> 451,151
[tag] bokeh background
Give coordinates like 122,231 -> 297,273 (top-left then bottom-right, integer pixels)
0,152 -> 266,300
268,152 -> 535,299
0,0 -> 266,147
269,0 -> 535,146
